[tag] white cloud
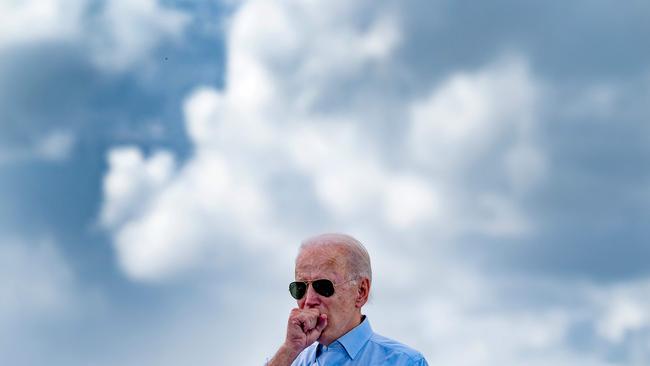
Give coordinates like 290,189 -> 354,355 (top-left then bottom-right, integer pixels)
382,174 -> 441,229
366,264 -> 627,366
100,0 -> 432,282
408,55 -> 539,173
0,237 -> 78,324
101,147 -> 176,228
0,0 -> 84,49
505,141 -> 547,194
227,0 -> 401,112
109,150 -> 274,281
598,298 -> 646,343
89,0 -> 190,72
97,2 -> 586,365
407,55 -> 545,237
34,130 -> 76,161
101,0 -> 546,281
0,237 -> 81,364
0,0 -> 189,72
594,281 -> 650,344
417,301 -> 571,365
0,130 -> 75,165
359,16 -> 401,60
286,122 -> 441,225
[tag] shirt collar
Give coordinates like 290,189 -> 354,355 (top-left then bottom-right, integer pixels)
329,315 -> 373,360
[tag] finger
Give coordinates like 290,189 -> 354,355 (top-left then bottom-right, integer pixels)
304,316 -> 317,332
315,314 -> 328,332
295,313 -> 316,333
301,311 -> 319,328
288,308 -> 302,324
305,308 -> 320,317
305,316 -> 326,344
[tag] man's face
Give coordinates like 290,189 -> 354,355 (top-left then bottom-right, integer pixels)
294,244 -> 359,345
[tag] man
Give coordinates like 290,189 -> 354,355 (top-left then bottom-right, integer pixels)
268,233 -> 428,366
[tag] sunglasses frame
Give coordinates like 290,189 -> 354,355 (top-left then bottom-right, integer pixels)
289,278 -> 357,300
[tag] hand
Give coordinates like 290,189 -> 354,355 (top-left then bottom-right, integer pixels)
284,308 -> 328,354
268,308 -> 328,366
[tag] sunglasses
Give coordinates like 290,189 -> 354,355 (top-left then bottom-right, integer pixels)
289,279 -> 355,300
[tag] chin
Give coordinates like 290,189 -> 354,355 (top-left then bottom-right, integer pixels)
317,330 -> 331,344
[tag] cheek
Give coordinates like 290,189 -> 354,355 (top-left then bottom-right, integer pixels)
328,296 -> 341,308
344,290 -> 360,308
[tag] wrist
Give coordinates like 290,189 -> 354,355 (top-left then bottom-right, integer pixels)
280,342 -> 302,360
268,343 -> 301,366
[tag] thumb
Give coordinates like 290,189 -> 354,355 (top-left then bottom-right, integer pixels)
305,314 -> 327,344
315,314 -> 328,332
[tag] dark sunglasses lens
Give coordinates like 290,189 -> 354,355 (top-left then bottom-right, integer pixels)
289,282 -> 306,299
313,279 -> 335,297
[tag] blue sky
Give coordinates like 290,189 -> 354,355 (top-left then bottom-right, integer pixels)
1,0 -> 649,365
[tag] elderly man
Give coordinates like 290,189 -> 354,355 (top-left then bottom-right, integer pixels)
268,233 -> 428,366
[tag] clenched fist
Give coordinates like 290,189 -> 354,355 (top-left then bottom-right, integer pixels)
268,308 -> 328,366
285,308 -> 328,353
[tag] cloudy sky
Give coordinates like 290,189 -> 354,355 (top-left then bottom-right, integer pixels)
1,0 -> 649,365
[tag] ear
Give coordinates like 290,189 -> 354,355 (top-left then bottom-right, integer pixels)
354,277 -> 371,308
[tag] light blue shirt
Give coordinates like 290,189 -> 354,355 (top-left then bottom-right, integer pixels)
291,316 -> 428,366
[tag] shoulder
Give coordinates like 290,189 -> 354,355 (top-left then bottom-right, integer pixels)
367,332 -> 428,365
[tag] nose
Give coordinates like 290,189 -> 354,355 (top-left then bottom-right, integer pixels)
300,283 -> 321,309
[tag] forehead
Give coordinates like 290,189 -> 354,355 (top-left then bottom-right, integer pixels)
294,244 -> 347,280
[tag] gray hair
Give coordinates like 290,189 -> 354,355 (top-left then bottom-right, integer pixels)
299,233 -> 372,282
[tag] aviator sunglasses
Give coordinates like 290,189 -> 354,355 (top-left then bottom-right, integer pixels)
289,279 -> 356,300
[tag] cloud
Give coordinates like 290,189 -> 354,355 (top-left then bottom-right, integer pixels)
100,147 -> 177,228
0,0 -> 84,49
100,0 -> 420,281
100,0 -> 544,281
368,258 -> 650,365
0,236 -> 108,366
0,130 -> 75,165
2,0 -> 649,365
0,0 -> 194,172
409,56 -> 537,170
0,237 -> 77,322
94,0 -> 650,365
100,141 -> 276,281
597,297 -> 646,343
0,236 -> 91,365
0,0 -> 189,72
88,0 -> 190,72
34,131 -> 76,161
407,54 -> 545,237
594,281 -> 650,344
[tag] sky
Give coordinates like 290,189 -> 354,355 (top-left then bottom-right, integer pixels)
0,0 -> 649,365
